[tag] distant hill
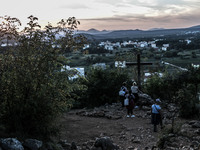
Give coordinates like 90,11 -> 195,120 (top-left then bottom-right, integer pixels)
77,25 -> 200,40
189,25 -> 200,29
148,28 -> 166,31
87,28 -> 99,33
77,28 -> 111,35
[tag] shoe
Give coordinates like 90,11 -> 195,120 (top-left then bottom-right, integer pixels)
127,115 -> 130,118
131,115 -> 135,118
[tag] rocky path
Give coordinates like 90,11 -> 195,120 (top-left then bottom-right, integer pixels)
59,103 -> 161,149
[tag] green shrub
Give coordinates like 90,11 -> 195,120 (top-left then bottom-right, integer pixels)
144,67 -> 200,119
77,68 -> 130,107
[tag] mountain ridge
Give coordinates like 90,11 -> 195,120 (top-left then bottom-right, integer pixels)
78,25 -> 200,40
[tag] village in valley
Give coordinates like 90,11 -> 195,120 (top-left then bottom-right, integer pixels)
66,36 -> 199,82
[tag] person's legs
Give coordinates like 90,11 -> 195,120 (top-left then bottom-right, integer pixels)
159,114 -> 163,129
152,113 -> 157,132
127,109 -> 130,117
120,96 -> 124,107
154,124 -> 157,132
133,93 -> 139,105
130,109 -> 133,115
130,109 -> 135,117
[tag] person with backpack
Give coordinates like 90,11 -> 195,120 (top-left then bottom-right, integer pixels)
151,98 -> 163,132
119,82 -> 128,107
126,90 -> 135,118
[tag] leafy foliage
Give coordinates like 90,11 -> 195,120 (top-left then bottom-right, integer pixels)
77,68 -> 130,107
144,67 -> 200,118
0,15 -> 86,138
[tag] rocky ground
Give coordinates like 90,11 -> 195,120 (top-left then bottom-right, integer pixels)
0,102 -> 199,150
58,102 -> 200,150
59,103 -> 167,150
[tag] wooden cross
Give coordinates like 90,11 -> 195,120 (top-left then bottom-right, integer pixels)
126,53 -> 153,90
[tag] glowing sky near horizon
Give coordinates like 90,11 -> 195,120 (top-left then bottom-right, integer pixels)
1,0 -> 200,30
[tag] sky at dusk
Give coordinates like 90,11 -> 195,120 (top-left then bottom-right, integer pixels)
1,0 -> 200,31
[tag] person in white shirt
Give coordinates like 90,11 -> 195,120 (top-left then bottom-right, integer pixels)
131,82 -> 140,105
151,98 -> 163,132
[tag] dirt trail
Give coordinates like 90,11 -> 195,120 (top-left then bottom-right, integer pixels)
59,107 -> 161,149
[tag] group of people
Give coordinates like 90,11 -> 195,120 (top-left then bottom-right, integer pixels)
119,82 -> 140,118
119,82 -> 163,132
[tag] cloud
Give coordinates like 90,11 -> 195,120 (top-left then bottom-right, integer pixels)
79,6 -> 200,30
59,3 -> 89,9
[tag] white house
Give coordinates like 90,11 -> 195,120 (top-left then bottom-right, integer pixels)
99,42 -> 105,47
105,45 -> 114,50
144,72 -> 163,82
185,39 -> 191,44
93,63 -> 106,69
121,41 -> 129,47
61,65 -> 85,80
83,44 -> 90,50
161,44 -> 169,51
162,47 -> 168,51
163,44 -> 169,47
113,42 -> 121,48
138,41 -> 148,48
151,43 -> 157,48
115,61 -> 126,68
192,63 -> 200,69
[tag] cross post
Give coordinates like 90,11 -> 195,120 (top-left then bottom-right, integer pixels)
126,53 -> 153,90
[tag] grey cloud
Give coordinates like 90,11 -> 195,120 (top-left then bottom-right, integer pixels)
59,4 -> 89,9
95,0 -> 124,5
96,0 -> 199,14
80,8 -> 200,25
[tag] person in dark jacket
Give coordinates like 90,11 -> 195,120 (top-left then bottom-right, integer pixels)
126,91 -> 135,118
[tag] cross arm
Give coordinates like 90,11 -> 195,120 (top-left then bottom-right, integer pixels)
126,62 -> 153,66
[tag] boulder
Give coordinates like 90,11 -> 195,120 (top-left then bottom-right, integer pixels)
93,137 -> 119,150
0,138 -> 24,150
138,93 -> 154,106
23,139 -> 42,150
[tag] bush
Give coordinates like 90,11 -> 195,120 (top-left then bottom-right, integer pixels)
144,67 -> 200,119
77,68 -> 130,107
173,86 -> 199,118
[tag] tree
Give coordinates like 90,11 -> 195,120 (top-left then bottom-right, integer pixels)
0,16 -> 21,46
0,15 -> 85,139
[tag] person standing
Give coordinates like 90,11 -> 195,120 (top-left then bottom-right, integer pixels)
119,82 -> 128,107
126,91 -> 135,118
151,98 -> 163,132
131,82 -> 140,106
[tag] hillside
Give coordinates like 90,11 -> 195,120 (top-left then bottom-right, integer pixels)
59,102 -> 200,150
60,103 -> 160,149
79,25 -> 200,40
